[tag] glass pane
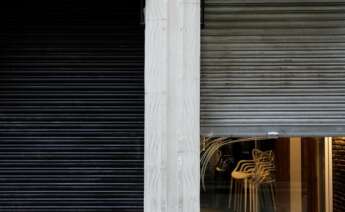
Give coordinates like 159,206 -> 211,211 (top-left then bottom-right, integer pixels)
200,137 -> 326,212
333,137 -> 345,212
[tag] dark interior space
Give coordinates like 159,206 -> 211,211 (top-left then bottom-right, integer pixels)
201,137 -> 323,212
0,1 -> 144,211
333,138 -> 345,212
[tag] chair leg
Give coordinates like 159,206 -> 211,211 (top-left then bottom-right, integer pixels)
253,185 -> 256,212
251,184 -> 254,212
234,181 -> 238,211
270,183 -> 277,212
229,178 -> 234,208
251,183 -> 255,212
255,185 -> 259,212
244,179 -> 247,212
238,182 -> 242,212
249,183 -> 252,212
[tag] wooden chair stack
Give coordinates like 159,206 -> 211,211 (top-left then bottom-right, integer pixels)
229,149 -> 276,212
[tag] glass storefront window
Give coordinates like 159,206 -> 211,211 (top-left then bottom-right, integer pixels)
200,137 -> 328,212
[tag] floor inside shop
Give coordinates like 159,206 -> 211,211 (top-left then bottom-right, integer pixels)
202,209 -> 223,212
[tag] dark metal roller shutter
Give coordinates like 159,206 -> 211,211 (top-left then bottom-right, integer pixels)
201,0 -> 345,136
0,2 -> 144,211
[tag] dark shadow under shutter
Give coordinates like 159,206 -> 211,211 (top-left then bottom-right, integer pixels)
0,2 -> 144,211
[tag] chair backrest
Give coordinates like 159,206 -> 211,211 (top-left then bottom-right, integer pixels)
252,149 -> 276,182
252,149 -> 273,162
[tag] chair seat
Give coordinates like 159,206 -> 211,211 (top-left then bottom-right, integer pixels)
232,171 -> 252,180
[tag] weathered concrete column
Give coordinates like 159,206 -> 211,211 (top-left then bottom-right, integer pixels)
144,0 -> 200,211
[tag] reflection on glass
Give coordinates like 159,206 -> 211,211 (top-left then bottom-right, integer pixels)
200,137 -> 325,212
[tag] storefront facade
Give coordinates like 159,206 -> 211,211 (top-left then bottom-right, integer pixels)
1,1 -> 344,211
145,0 -> 343,212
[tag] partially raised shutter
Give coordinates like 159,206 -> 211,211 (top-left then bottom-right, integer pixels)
201,0 -> 345,136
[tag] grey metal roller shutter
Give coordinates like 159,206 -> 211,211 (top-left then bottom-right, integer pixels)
0,1 -> 143,211
201,0 -> 345,136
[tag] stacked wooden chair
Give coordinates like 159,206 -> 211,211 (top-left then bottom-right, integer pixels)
229,149 -> 276,212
